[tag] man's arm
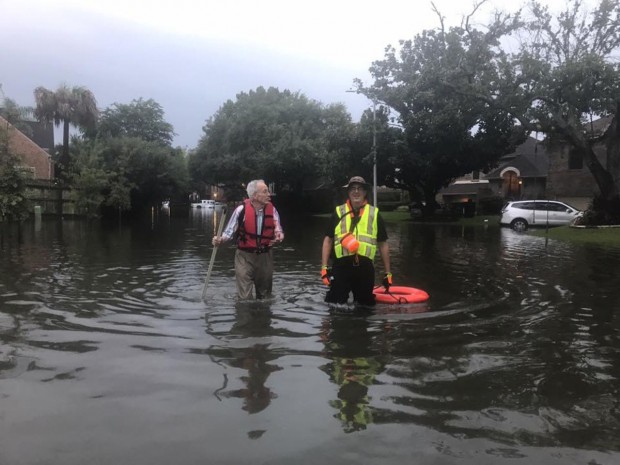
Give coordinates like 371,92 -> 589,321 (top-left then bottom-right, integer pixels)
273,207 -> 284,242
376,213 -> 390,273
212,204 -> 243,246
378,241 -> 391,274
321,236 -> 334,268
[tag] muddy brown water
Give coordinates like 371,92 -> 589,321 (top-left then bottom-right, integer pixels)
1,210 -> 619,465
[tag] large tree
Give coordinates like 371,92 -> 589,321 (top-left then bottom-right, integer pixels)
34,84 -> 98,180
95,98 -> 175,146
0,96 -> 33,132
70,136 -> 188,216
443,0 -> 620,222
359,3 -> 527,212
69,97 -> 187,216
190,86 -> 354,198
330,103 -> 404,190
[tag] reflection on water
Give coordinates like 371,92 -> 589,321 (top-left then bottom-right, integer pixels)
320,314 -> 385,433
213,304 -> 282,415
1,218 -> 619,465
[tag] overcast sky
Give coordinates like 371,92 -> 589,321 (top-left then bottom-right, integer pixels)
1,0 -> 578,148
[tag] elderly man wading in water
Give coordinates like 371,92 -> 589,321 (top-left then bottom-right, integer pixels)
212,179 -> 284,300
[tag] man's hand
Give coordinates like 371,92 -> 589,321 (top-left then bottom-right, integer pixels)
321,267 -> 333,286
382,272 -> 392,291
212,236 -> 223,246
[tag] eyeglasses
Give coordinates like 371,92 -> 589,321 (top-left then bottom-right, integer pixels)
348,186 -> 366,192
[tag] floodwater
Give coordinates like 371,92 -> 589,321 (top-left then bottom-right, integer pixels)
1,208 -> 619,465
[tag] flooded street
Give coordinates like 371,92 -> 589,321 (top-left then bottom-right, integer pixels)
1,209 -> 619,465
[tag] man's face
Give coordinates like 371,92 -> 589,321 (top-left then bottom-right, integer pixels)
348,184 -> 367,204
254,182 -> 271,206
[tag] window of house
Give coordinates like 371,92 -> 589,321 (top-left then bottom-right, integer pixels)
568,148 -> 583,170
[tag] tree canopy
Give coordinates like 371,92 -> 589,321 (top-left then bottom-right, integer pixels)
359,7 -> 527,210
70,97 -> 187,217
0,118 -> 30,222
33,84 -> 98,181
96,98 -> 175,146
438,0 -> 620,219
189,86 -> 356,197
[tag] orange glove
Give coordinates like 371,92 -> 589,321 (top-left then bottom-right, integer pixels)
321,266 -> 333,286
382,272 -> 393,291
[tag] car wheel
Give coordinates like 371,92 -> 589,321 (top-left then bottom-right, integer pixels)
511,218 -> 528,231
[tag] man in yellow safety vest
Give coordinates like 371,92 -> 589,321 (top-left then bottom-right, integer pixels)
320,176 -> 392,306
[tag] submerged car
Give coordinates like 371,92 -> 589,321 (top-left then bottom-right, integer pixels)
500,200 -> 582,231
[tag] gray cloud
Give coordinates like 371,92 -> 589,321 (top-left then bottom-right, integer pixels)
1,10 -> 369,148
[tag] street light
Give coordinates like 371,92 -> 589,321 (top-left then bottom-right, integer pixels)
347,90 -> 377,206
371,98 -> 377,207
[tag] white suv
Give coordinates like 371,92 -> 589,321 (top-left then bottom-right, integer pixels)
500,200 -> 582,231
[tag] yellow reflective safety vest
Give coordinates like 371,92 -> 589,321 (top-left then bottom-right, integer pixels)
334,202 -> 378,260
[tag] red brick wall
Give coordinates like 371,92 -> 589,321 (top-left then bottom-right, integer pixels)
547,144 -> 604,199
1,116 -> 53,180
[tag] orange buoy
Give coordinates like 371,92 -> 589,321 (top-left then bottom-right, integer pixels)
340,233 -> 359,253
373,286 -> 429,304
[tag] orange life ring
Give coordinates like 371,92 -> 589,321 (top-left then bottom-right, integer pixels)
373,286 -> 429,304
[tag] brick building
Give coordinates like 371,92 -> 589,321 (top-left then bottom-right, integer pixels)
545,117 -> 611,211
0,115 -> 54,180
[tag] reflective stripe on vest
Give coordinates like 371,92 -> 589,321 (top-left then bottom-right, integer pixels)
334,202 -> 378,260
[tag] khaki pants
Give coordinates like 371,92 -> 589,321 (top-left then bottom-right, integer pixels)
234,249 -> 274,300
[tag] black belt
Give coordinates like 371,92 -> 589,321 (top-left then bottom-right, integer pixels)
238,247 -> 271,254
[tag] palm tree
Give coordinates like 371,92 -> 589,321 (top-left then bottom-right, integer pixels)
34,84 -> 98,180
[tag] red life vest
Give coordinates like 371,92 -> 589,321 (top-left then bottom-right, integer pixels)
237,199 -> 275,252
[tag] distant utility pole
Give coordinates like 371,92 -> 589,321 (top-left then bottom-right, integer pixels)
346,89 -> 377,206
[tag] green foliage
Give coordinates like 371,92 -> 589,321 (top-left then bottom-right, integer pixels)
33,84 -> 98,181
478,195 -> 505,215
120,138 -> 187,209
95,98 -> 175,145
529,224 -> 620,246
34,85 -> 98,128
67,96 -> 188,215
70,134 -> 188,214
360,0 -> 620,221
190,86 -> 355,194
441,0 -> 620,216
0,97 -> 34,136
515,1 -> 620,131
362,18 -> 527,209
330,104 -> 406,190
70,141 -> 109,218
0,122 -> 30,222
580,195 -> 620,226
511,0 -> 620,218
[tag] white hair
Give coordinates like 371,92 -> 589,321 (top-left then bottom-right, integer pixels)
246,179 -> 265,198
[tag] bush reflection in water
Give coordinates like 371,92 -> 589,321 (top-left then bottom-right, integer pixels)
0,213 -> 619,465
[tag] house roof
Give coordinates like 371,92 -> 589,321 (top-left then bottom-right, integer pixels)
584,116 -> 612,137
0,115 -> 53,180
486,137 -> 548,179
20,120 -> 55,152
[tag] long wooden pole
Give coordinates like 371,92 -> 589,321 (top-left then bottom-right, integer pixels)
202,208 -> 227,301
